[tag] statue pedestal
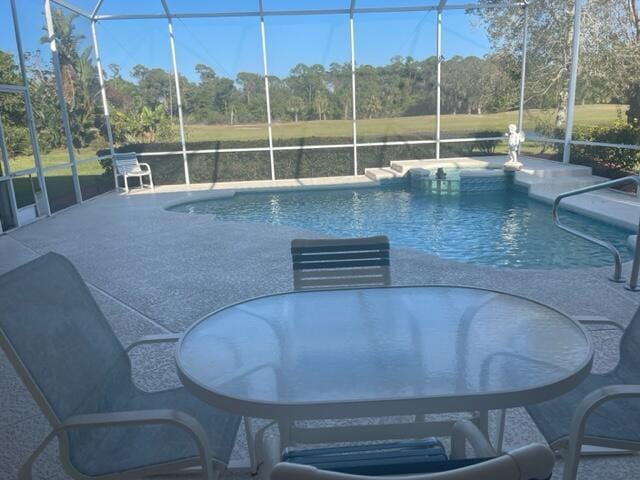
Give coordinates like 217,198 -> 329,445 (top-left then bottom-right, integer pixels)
503,161 -> 523,172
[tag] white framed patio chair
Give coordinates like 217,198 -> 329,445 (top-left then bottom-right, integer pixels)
291,236 -> 391,291
525,310 -> 640,480
113,152 -> 154,192
265,420 -> 554,480
0,253 -> 241,480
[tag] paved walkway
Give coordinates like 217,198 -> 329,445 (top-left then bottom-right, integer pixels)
1,186 -> 639,479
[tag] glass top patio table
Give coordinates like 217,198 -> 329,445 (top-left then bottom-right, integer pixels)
176,286 -> 593,420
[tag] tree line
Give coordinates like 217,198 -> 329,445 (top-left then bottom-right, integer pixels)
109,54 -> 520,127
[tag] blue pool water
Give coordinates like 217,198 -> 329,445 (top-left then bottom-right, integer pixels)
170,180 -> 632,269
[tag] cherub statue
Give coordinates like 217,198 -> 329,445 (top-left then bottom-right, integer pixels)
505,124 -> 525,169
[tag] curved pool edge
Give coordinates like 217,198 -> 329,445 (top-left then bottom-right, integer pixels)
163,189 -> 238,210
163,178 -> 388,211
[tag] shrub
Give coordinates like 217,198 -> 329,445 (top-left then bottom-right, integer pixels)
98,131 -> 507,185
111,105 -> 175,145
565,121 -> 640,177
4,124 -> 31,158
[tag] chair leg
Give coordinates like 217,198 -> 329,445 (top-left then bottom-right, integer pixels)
19,431 -> 57,480
495,409 -> 506,454
245,418 -> 276,475
277,419 -> 293,452
562,438 -> 583,480
124,175 -> 129,193
245,417 -> 258,474
475,410 -> 490,439
260,428 -> 283,480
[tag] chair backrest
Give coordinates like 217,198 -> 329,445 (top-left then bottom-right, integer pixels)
113,152 -> 140,175
0,253 -> 133,423
271,444 -> 554,480
616,304 -> 640,381
291,236 -> 391,291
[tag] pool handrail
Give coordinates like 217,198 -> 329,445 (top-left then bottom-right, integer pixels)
552,175 -> 640,289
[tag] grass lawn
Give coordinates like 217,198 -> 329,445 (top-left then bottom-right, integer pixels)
184,104 -> 627,143
6,147 -> 112,211
4,103 -> 626,209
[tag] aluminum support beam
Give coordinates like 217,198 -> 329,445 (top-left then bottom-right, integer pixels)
131,137 -> 504,158
562,0 -> 584,164
162,0 -> 190,184
45,0 -> 83,205
94,3 -> 526,21
435,10 -> 443,159
259,0 -> 276,181
50,0 -> 92,19
0,84 -> 27,93
349,0 -> 358,175
0,110 -> 20,228
434,0 -> 448,160
91,21 -> 118,189
91,0 -> 106,19
517,3 -> 529,133
10,0 -> 51,216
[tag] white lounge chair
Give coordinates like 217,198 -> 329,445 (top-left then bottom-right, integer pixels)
113,152 -> 154,192
0,253 -> 240,480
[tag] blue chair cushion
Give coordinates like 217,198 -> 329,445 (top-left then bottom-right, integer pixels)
282,439 -> 493,476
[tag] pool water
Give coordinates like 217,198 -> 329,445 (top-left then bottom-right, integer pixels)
170,182 -> 632,269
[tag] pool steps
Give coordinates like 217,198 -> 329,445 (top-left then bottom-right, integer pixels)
363,167 -> 405,181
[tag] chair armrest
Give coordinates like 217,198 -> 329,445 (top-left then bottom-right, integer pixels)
125,333 -> 181,353
20,409 -> 215,480
60,408 -> 202,429
561,384 -> 640,480
572,316 -> 624,331
270,444 -> 554,480
138,162 -> 152,172
569,384 -> 640,442
451,420 -> 496,459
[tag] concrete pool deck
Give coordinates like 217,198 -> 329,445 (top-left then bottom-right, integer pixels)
1,167 -> 640,478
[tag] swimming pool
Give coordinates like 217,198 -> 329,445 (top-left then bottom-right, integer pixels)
169,180 -> 632,269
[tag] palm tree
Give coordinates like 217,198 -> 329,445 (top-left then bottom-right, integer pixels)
286,96 -> 305,122
41,10 -> 101,148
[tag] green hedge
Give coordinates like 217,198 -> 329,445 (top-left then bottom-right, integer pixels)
541,122 -> 640,178
568,122 -> 640,178
99,132 -> 503,185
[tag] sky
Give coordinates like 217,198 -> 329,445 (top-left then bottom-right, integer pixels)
2,0 -> 493,82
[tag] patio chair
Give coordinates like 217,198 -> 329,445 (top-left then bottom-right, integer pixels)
113,151 -> 154,192
266,420 -> 554,480
0,253 -> 241,480
291,236 -> 391,291
525,310 -> 640,480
